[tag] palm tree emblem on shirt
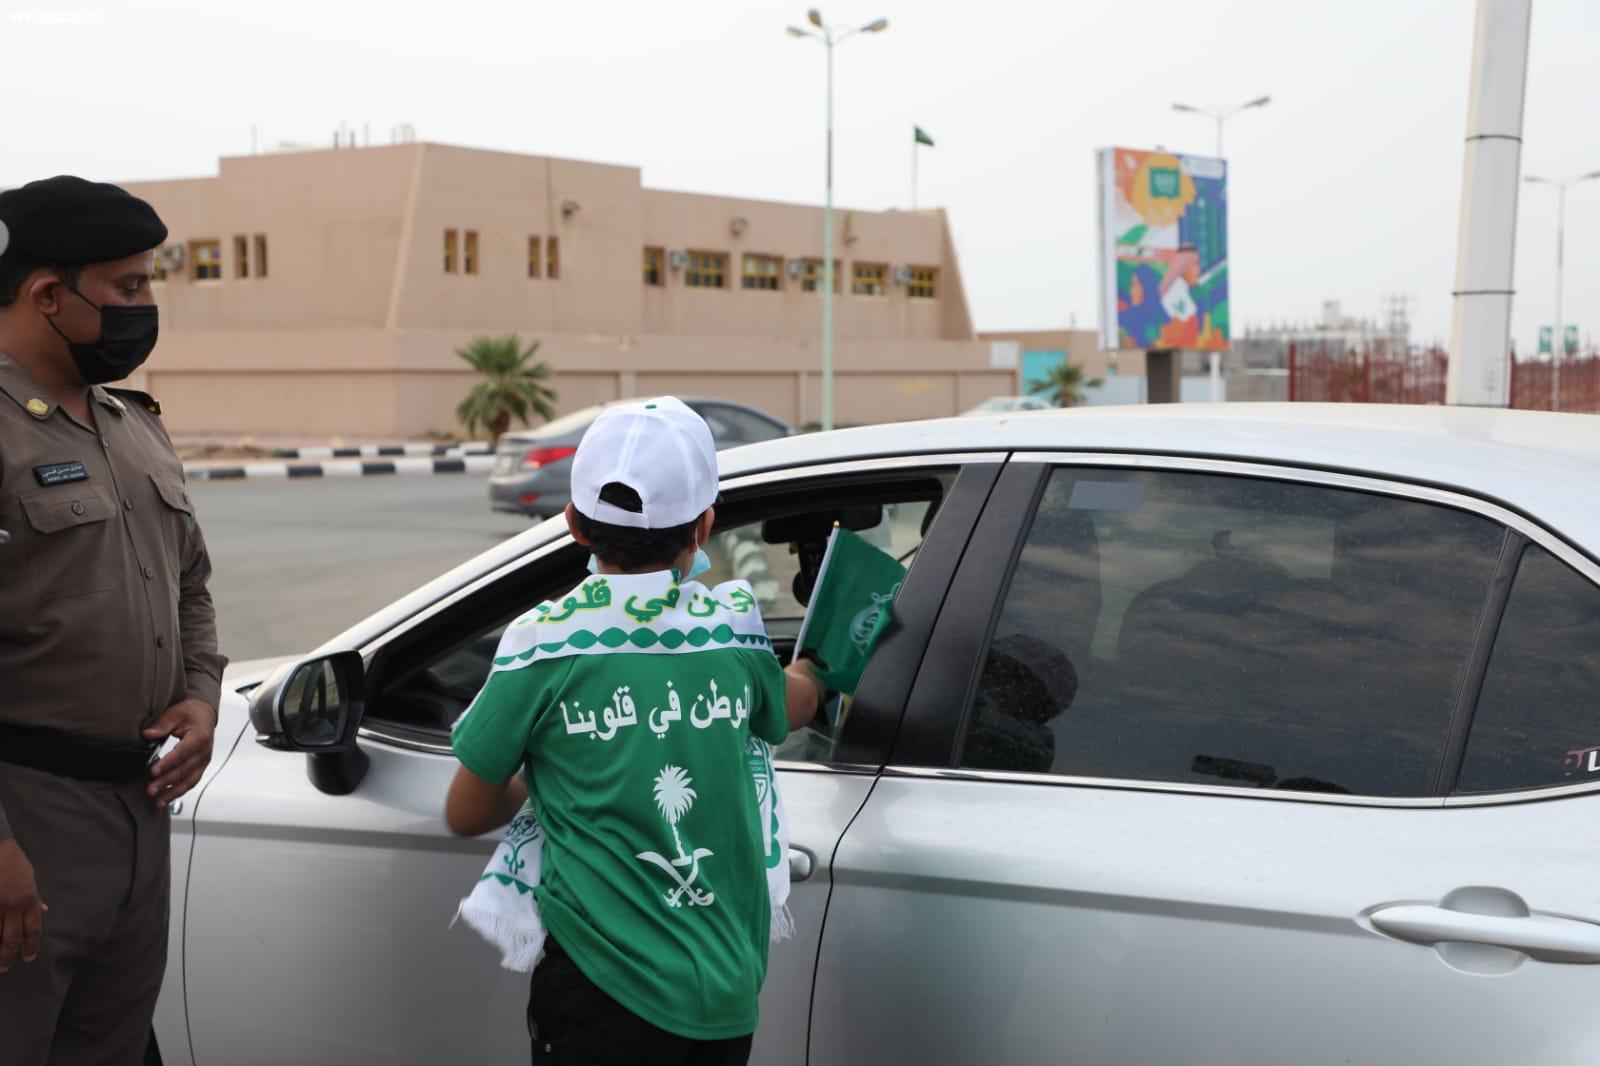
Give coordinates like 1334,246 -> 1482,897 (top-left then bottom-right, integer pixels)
637,764 -> 716,908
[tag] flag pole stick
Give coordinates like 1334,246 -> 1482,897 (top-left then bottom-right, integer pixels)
912,137 -> 918,210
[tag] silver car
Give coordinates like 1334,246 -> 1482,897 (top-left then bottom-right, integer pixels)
158,404 -> 1600,1066
488,397 -> 795,519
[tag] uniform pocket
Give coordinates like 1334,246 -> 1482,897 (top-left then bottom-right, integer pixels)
149,473 -> 195,572
19,486 -> 120,598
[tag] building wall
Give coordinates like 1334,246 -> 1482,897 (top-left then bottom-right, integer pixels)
137,327 -> 1011,435
118,143 -> 994,437
976,329 -> 1141,382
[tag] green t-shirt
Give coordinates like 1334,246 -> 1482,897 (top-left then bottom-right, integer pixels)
451,570 -> 790,1040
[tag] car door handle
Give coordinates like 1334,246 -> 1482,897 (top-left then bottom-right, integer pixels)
1370,905 -> 1600,964
787,847 -> 814,882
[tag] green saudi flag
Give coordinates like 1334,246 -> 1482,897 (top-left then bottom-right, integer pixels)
914,125 -> 935,147
793,526 -> 908,695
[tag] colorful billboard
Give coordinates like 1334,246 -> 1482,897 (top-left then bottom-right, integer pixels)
1097,147 -> 1229,351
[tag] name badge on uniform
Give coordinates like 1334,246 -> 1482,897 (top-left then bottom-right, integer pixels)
34,461 -> 90,487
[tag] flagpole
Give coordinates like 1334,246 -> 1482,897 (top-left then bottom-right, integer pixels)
912,133 -> 918,210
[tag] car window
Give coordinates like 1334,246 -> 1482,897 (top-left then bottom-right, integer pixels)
1457,545 -> 1600,793
699,499 -> 934,630
697,404 -> 785,444
368,471 -> 954,768
957,467 -> 1506,797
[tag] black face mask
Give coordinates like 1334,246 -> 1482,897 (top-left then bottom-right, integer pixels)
43,284 -> 160,386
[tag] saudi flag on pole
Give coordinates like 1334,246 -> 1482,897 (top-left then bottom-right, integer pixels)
914,125 -> 935,147
793,526 -> 908,695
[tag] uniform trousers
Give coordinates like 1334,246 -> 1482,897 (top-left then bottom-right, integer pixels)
0,762 -> 170,1066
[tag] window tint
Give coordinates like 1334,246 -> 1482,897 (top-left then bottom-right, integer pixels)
1459,546 -> 1600,793
960,468 -> 1505,797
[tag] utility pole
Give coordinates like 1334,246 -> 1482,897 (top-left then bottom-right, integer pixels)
1446,0 -> 1532,407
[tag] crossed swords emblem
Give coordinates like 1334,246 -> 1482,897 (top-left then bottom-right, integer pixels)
636,847 -> 716,907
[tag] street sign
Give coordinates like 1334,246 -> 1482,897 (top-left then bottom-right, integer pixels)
1540,326 -> 1552,355
1565,325 -> 1579,355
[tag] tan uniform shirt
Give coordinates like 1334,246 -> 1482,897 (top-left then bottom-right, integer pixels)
0,353 -> 225,840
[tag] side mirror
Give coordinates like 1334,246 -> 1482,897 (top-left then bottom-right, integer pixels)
248,651 -> 370,795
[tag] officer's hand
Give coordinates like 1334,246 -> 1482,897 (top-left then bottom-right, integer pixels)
0,836 -> 46,974
143,698 -> 218,807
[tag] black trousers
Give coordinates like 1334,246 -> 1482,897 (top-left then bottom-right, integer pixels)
528,938 -> 754,1066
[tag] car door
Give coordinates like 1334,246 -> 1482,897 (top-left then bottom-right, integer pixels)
809,457 -> 1600,1066
180,455 -> 998,1066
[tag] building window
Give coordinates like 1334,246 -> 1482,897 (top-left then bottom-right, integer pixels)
852,262 -> 887,296
234,236 -> 250,279
254,235 -> 268,279
643,246 -> 664,287
686,251 -> 728,289
798,258 -> 840,294
190,240 -> 222,281
741,254 -> 783,292
464,230 -> 479,275
547,237 -> 560,280
444,229 -> 458,274
528,236 -> 542,279
907,266 -> 938,299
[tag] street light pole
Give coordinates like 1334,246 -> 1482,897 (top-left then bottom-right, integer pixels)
1167,95 -> 1269,403
1525,170 -> 1600,409
1171,95 -> 1271,159
789,11 -> 888,431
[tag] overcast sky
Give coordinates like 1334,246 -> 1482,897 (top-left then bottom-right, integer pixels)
3,0 -> 1596,350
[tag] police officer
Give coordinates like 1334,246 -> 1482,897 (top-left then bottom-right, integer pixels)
0,176 -> 226,1065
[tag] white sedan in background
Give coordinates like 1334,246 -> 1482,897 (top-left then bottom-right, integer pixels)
962,394 -> 1054,414
157,404 -> 1600,1066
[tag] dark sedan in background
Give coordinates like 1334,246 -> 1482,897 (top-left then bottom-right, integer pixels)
489,396 -> 795,517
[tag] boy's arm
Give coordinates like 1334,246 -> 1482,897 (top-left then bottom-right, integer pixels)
445,768 -> 529,837
783,659 -> 827,730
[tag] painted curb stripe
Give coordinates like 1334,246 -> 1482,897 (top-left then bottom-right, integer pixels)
184,454 -> 497,481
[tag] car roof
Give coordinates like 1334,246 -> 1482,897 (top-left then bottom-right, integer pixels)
716,403 -> 1600,553
323,403 -> 1598,656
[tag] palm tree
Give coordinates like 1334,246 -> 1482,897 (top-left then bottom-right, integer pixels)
1029,361 -> 1104,408
652,765 -> 697,863
455,334 -> 558,445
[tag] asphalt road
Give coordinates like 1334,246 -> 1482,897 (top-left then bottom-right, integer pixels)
191,474 -> 531,663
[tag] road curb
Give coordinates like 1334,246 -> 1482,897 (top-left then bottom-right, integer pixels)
187,455 -> 498,481
268,442 -> 491,459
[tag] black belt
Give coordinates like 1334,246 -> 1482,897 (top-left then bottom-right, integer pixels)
0,723 -> 156,784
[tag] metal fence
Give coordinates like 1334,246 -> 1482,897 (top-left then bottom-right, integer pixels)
1287,343 -> 1600,413
1508,350 -> 1600,412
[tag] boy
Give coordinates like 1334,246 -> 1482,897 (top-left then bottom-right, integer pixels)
446,397 -> 822,1065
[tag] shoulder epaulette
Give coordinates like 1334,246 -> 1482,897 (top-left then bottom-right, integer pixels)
106,387 -> 161,416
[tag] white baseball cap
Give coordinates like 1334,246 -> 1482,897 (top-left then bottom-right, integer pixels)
570,396 -> 718,529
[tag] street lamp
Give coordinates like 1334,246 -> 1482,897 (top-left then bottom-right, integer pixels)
1171,95 -> 1271,158
1524,170 -> 1600,409
788,10 -> 889,431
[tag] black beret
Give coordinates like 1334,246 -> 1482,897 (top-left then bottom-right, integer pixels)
0,175 -> 167,266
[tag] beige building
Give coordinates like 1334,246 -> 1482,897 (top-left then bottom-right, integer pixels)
117,142 -> 1017,437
